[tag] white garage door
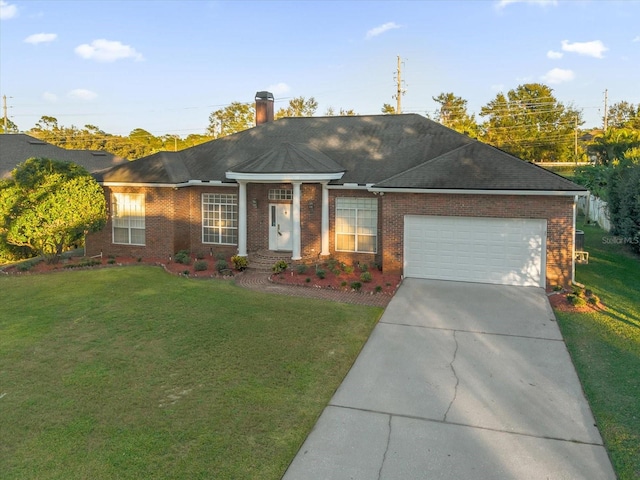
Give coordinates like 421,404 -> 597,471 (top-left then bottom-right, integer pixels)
404,216 -> 546,287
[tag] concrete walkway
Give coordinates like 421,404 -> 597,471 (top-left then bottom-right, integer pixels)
282,279 -> 616,479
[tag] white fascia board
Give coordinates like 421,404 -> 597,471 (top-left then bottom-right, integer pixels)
327,184 -> 373,190
101,182 -> 181,188
368,187 -> 588,197
225,172 -> 344,182
101,180 -> 237,188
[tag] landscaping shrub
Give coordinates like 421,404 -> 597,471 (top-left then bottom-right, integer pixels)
350,281 -> 362,291
195,251 -> 205,260
231,255 -> 248,271
359,263 -> 369,272
566,294 -> 587,307
174,250 -> 191,265
215,259 -> 229,273
272,260 -> 288,273
194,260 -> 208,271
360,271 -> 372,283
305,277 -> 311,283
343,264 -> 354,274
296,264 -> 308,274
375,285 -> 383,293
316,268 -> 326,279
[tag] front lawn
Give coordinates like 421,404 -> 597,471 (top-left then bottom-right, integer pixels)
0,267 -> 382,479
553,223 -> 640,480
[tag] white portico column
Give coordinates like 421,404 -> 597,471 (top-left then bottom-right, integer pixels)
292,182 -> 302,260
237,181 -> 247,257
321,183 -> 330,256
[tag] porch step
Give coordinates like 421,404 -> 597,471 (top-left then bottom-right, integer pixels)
247,250 -> 319,272
247,250 -> 295,272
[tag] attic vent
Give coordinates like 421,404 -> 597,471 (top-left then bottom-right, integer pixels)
28,140 -> 47,145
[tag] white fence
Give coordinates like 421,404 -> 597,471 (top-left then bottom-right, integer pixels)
578,194 -> 611,232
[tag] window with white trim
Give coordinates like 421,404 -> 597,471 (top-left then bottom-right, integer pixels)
202,193 -> 237,244
112,193 -> 145,245
268,189 -> 292,200
335,197 -> 377,253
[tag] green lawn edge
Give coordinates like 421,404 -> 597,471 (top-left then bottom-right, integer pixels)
553,222 -> 640,480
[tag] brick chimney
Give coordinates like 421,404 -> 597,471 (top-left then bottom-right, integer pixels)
255,91 -> 274,125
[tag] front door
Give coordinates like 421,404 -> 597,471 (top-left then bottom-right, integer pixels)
269,204 -> 293,251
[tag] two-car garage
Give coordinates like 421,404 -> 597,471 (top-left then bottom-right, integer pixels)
404,216 -> 547,287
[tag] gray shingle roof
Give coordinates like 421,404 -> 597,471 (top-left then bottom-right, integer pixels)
375,141 -> 585,191
0,134 -> 127,179
230,142 -> 346,174
94,114 -> 586,192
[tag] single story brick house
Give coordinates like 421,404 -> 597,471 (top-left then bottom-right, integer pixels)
87,92 -> 587,288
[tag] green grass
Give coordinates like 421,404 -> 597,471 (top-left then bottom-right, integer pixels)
0,267 -> 382,479
553,222 -> 640,480
543,164 -> 579,179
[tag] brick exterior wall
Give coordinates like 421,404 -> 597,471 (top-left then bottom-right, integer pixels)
86,185 -> 575,288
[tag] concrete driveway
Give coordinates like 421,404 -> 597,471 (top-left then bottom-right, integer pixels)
283,279 -> 615,479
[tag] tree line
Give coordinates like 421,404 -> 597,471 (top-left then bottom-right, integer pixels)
1,83 -> 638,164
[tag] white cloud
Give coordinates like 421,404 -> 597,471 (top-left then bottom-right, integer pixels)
541,68 -> 575,84
0,0 -> 17,19
75,39 -> 143,62
42,92 -> 58,102
561,39 -> 608,58
267,83 -> 290,95
547,50 -> 563,59
496,0 -> 557,9
68,89 -> 97,101
24,33 -> 57,44
366,22 -> 401,39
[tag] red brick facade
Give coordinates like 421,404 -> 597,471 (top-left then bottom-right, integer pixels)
86,184 -> 575,287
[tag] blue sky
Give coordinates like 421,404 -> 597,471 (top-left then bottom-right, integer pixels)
1,0 -> 638,137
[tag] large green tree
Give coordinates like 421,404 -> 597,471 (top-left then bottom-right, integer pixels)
607,101 -> 640,129
479,83 -> 582,162
431,92 -> 478,137
207,102 -> 255,138
0,158 -> 107,262
275,96 -> 318,119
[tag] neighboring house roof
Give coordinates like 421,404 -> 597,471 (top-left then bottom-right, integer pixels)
0,133 -> 127,179
94,114 -> 586,193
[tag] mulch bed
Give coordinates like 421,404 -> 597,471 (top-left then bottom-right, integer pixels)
547,290 -> 606,313
1,256 -> 403,297
0,255 -> 236,279
270,266 -> 401,296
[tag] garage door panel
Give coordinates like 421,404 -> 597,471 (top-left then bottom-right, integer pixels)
404,216 -> 546,287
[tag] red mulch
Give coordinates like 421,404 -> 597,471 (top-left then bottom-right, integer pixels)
271,267 -> 402,295
547,291 -> 606,313
0,255 -> 235,279
1,256 -> 403,295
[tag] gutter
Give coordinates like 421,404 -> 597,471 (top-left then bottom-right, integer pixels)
367,187 -> 588,197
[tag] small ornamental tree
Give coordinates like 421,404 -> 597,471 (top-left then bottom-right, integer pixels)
0,157 -> 107,263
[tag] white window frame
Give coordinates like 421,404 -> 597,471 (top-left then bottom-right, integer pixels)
268,189 -> 293,200
112,193 -> 145,245
335,197 -> 378,253
202,193 -> 238,245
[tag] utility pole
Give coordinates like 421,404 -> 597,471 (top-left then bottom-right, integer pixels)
603,89 -> 608,132
2,95 -> 7,133
574,115 -> 578,164
393,56 -> 406,114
